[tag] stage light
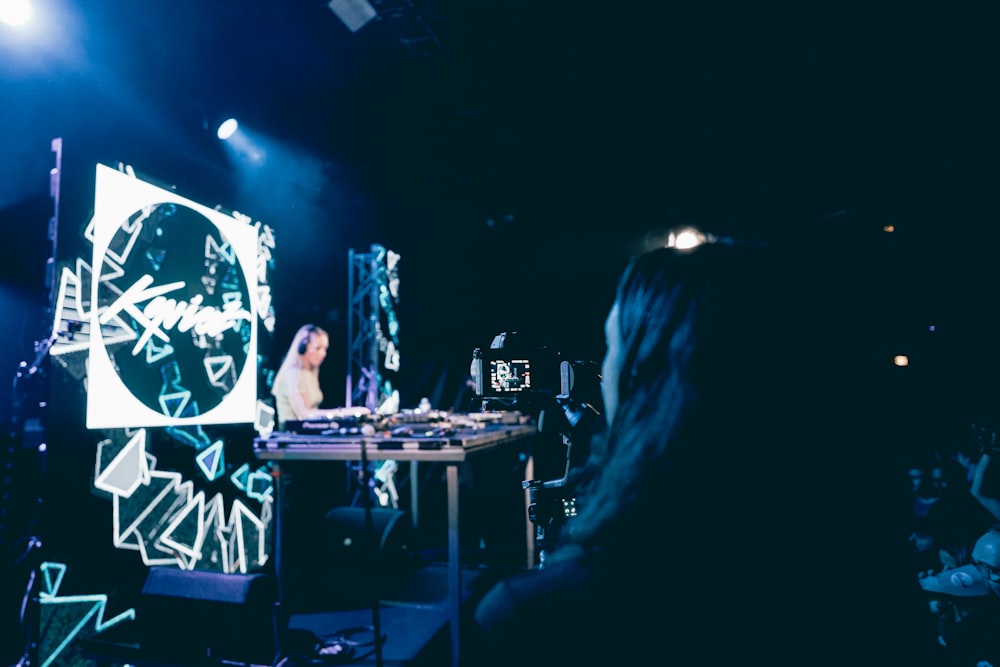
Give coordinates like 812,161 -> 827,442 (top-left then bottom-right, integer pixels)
0,0 -> 32,28
667,226 -> 713,250
217,118 -> 239,140
217,120 -> 266,166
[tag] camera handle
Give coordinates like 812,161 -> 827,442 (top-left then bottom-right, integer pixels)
523,394 -> 602,566
523,419 -> 579,568
523,474 -> 577,568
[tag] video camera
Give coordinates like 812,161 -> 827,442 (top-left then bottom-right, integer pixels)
473,333 -> 556,404
471,332 -> 600,417
471,332 -> 603,564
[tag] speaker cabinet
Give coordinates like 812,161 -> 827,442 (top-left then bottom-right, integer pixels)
139,567 -> 276,664
317,507 -> 417,608
324,506 -> 414,569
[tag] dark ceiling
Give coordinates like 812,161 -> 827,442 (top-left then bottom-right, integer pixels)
5,1 -> 990,234
1,1 -> 998,411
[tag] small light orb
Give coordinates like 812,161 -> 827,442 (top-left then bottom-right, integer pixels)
217,118 -> 239,140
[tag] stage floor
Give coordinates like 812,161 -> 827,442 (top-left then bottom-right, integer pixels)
79,562 -> 507,667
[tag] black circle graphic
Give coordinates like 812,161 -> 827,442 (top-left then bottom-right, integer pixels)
95,202 -> 252,420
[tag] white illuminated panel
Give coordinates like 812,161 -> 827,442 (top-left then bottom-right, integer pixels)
87,164 -> 258,428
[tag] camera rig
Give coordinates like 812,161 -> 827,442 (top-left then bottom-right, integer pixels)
471,332 -> 603,563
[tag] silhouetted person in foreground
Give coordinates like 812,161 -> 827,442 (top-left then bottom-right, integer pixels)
466,236 -> 935,666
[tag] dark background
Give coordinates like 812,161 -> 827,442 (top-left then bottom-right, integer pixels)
2,3 -> 998,404
0,2 -> 995,471
1,2 -> 999,664
0,0 -> 998,545
1,2 -> 997,464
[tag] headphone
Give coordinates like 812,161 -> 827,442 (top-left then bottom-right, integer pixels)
297,325 -> 318,355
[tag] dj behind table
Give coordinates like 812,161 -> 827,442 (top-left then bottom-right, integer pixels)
255,408 -> 543,667
265,407 -> 539,575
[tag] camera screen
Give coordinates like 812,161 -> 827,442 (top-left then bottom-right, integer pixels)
488,358 -> 532,393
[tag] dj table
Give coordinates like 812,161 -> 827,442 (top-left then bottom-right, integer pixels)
254,419 -> 538,667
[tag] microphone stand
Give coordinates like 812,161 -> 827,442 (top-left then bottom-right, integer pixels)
359,437 -> 384,667
9,532 -> 43,667
7,138 -> 62,667
7,337 -> 55,667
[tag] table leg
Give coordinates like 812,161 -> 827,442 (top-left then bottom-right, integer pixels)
524,455 -> 535,568
410,460 -> 419,530
270,461 -> 287,662
447,462 -> 460,667
271,461 -> 285,605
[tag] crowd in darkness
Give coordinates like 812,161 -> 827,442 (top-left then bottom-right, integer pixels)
909,423 -> 1000,665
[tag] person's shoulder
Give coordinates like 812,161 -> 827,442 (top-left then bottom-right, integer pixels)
470,555 -> 653,666
475,555 -> 595,624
